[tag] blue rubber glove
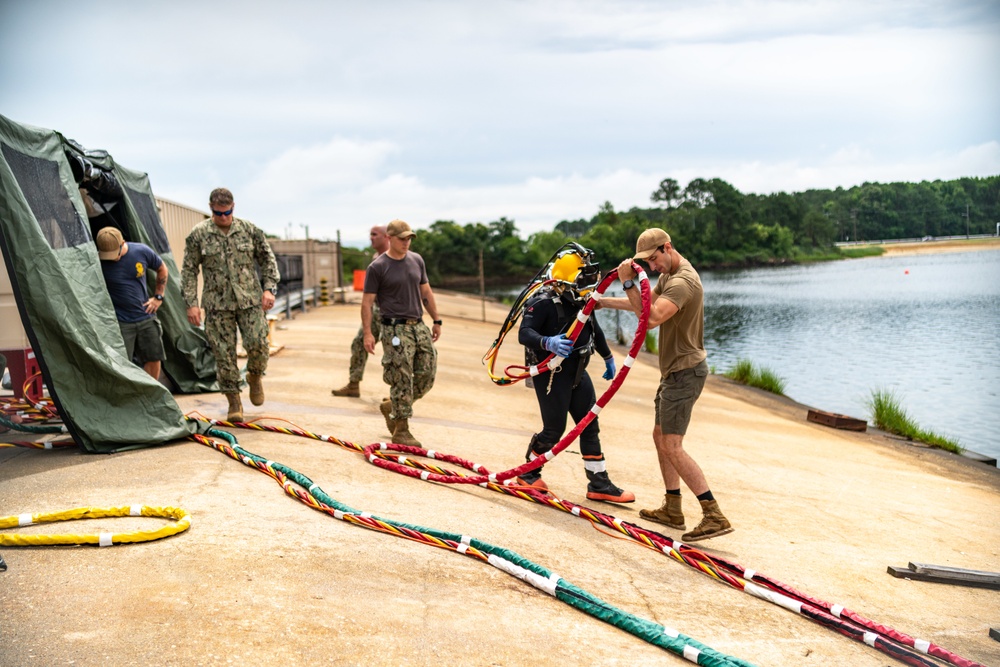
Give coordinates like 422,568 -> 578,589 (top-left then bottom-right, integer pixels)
541,334 -> 573,357
603,357 -> 616,381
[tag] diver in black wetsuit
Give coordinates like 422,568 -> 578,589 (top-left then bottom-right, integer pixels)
517,245 -> 635,503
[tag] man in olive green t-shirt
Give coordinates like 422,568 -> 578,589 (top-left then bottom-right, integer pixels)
599,228 -> 733,542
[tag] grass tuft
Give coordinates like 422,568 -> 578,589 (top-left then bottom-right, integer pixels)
726,358 -> 756,384
724,358 -> 786,395
867,388 -> 962,454
755,367 -> 787,395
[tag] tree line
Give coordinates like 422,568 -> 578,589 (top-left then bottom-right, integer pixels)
345,175 -> 999,287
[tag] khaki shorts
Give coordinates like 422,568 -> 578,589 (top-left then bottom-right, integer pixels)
654,360 -> 709,436
119,317 -> 166,364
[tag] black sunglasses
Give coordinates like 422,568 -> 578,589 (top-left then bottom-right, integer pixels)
212,208 -> 234,217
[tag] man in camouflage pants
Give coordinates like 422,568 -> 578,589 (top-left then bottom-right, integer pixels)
362,219 -> 442,447
331,224 -> 390,397
182,187 -> 280,422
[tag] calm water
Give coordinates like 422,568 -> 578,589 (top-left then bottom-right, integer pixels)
594,249 -> 1000,461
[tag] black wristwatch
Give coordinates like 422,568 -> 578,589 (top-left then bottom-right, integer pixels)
433,319 -> 443,326
153,294 -> 164,301
622,279 -> 635,290
265,288 -> 277,295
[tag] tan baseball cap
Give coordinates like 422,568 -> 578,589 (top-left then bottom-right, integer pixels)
95,227 -> 124,260
633,228 -> 671,259
387,219 -> 416,239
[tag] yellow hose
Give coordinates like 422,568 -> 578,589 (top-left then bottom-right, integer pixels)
0,505 -> 190,546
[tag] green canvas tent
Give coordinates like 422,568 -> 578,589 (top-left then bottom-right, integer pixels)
0,113 -> 211,452
62,139 -> 220,394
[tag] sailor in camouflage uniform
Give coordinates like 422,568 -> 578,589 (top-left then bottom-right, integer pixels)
182,188 -> 280,422
362,219 -> 442,447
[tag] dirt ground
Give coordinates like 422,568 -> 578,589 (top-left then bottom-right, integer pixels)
1,289 -> 998,667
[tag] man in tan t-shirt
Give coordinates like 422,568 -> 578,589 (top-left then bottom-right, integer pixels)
599,228 -> 733,542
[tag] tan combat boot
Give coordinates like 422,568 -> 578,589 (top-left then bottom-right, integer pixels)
391,419 -> 421,447
331,380 -> 360,397
225,393 -> 244,423
247,373 -> 265,406
639,494 -> 686,530
379,399 -> 396,433
681,499 -> 734,542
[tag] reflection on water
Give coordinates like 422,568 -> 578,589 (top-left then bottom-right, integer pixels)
591,248 -> 1000,461
704,303 -> 749,349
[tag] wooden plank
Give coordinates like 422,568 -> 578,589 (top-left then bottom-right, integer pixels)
807,409 -> 868,432
909,562 -> 1000,585
887,565 -> 1000,590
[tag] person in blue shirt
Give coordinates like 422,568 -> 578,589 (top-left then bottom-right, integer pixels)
96,226 -> 168,379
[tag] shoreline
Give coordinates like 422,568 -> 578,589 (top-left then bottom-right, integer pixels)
704,372 -> 999,471
621,334 -> 998,470
860,236 -> 1000,257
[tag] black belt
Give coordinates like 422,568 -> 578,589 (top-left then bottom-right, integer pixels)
381,317 -> 421,326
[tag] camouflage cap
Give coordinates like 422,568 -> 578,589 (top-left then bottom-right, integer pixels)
387,219 -> 416,239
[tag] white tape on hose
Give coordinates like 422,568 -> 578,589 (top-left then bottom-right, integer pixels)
744,582 -> 803,614
486,554 -> 558,596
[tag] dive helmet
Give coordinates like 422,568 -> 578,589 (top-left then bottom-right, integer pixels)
549,244 -> 600,298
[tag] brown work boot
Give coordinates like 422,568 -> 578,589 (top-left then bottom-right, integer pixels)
225,393 -> 244,423
331,380 -> 361,397
247,373 -> 265,406
639,494 -> 686,530
681,499 -> 734,542
391,418 -> 421,447
379,399 -> 396,433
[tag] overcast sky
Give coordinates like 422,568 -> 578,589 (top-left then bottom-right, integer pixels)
2,0 -> 998,247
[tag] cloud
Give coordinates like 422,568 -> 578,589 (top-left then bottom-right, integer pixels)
228,138 -> 1000,247
244,137 -> 399,200
717,140 -> 1000,194
2,1 -> 996,249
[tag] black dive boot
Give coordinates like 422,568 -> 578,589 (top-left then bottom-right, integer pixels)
586,470 -> 636,503
517,434 -> 551,492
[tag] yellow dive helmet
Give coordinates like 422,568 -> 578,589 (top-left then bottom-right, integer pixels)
549,244 -> 600,298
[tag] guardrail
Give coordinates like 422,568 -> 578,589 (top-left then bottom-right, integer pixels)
273,287 -> 319,320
